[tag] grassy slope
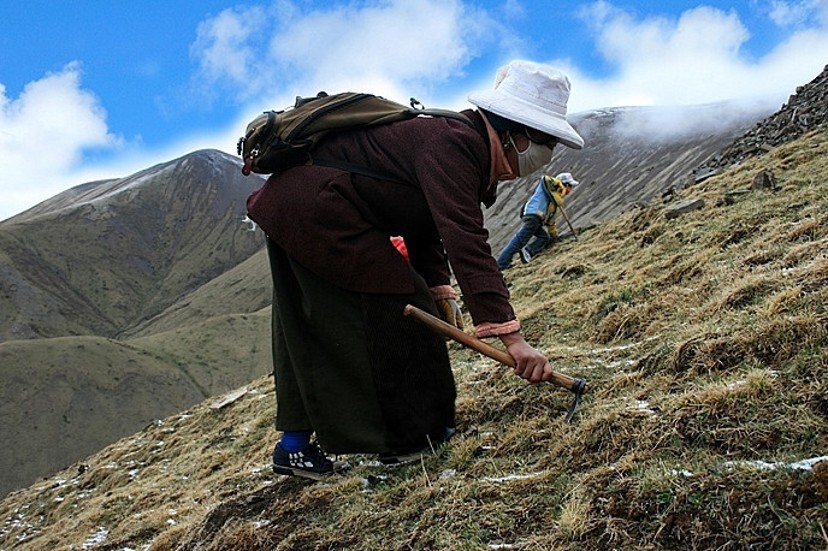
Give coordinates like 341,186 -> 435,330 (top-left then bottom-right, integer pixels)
0,310 -> 272,498
122,249 -> 272,338
0,129 -> 826,550
130,308 -> 272,392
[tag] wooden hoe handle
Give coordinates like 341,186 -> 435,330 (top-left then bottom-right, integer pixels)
403,304 -> 589,399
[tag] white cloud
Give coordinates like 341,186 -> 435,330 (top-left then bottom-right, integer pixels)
0,63 -> 119,220
503,0 -> 527,20
189,5 -> 269,102
541,1 -> 828,145
567,3 -> 752,107
768,0 -> 828,27
189,0 -> 494,106
270,1 -> 471,83
562,1 -> 828,112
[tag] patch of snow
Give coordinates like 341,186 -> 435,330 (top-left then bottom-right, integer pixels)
590,336 -> 659,354
632,400 -> 656,415
579,364 -> 600,371
605,359 -> 638,370
242,215 -> 258,232
788,456 -> 826,470
483,472 -> 544,483
82,526 -> 109,549
253,520 -> 271,529
725,455 -> 828,471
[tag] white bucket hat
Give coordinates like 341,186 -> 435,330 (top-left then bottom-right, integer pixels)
557,172 -> 579,186
468,60 -> 584,150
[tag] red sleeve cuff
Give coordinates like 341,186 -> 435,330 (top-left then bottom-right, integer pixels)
474,320 -> 520,338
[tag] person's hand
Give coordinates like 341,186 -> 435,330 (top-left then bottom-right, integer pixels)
500,332 -> 553,384
435,298 -> 464,331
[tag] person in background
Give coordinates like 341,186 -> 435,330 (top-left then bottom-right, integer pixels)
245,60 -> 584,479
496,172 -> 579,269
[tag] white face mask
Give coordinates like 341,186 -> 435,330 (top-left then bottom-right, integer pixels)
509,134 -> 554,177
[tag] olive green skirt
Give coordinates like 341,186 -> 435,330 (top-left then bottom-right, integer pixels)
267,239 -> 456,455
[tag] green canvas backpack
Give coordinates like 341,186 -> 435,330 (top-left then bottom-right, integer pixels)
237,91 -> 471,176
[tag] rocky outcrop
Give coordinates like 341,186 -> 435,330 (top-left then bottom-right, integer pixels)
699,64 -> 828,172
665,198 -> 705,220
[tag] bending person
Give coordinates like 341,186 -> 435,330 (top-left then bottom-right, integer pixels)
246,60 -> 585,479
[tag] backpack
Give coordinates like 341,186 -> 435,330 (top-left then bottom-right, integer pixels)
236,91 -> 472,176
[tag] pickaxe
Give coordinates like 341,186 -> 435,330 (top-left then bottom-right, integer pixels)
404,304 -> 588,422
551,195 -> 579,241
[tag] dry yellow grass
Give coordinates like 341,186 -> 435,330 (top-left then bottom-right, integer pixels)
1,129 -> 827,550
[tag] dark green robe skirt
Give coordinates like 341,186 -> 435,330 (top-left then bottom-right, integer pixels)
267,239 -> 456,455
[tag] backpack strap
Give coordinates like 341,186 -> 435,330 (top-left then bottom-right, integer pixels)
311,105 -> 472,184
311,158 -> 411,186
408,97 -> 473,127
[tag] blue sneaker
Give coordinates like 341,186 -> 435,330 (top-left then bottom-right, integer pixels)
272,441 -> 349,480
519,247 -> 532,264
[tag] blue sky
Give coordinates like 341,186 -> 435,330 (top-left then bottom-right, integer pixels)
1,0 -> 827,220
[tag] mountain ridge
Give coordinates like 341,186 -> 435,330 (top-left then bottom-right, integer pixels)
0,149 -> 265,342
0,151 -> 270,496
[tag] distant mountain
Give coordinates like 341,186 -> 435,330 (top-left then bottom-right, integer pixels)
0,149 -> 265,342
